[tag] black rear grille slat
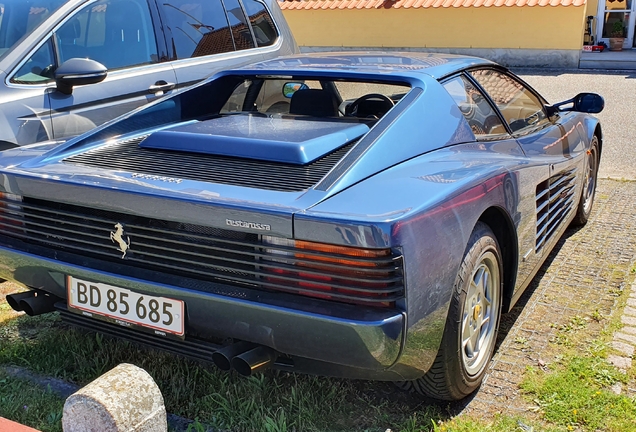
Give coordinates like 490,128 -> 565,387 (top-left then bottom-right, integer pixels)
0,196 -> 405,306
6,197 -> 399,269
127,231 -> 400,275
0,221 -> 401,289
64,136 -> 354,192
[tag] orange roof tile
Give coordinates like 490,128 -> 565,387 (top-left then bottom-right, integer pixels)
279,0 -> 585,9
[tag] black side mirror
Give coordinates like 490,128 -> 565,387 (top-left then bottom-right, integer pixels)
572,92 -> 605,113
548,92 -> 604,115
55,58 -> 107,95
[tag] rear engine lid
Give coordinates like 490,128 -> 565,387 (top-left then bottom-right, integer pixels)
138,114 -> 369,165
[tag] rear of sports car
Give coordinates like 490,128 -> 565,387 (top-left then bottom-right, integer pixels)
0,188 -> 406,378
0,57 -> 488,393
0,73 -> 425,382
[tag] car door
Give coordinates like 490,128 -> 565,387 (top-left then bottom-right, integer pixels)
46,0 -> 177,140
0,0 -> 67,147
468,68 -> 587,299
158,0 -> 281,87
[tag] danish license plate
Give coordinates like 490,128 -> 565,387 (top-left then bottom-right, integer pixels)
67,276 -> 184,338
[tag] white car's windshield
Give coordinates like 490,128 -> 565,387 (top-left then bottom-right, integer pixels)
0,0 -> 67,60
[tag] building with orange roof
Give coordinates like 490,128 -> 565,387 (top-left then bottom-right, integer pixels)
278,0 -> 635,67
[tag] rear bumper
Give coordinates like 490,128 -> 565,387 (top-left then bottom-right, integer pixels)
0,242 -> 409,379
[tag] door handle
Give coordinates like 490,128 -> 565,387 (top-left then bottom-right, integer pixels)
148,81 -> 176,94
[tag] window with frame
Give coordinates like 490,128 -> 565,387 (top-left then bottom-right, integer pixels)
241,0 -> 277,47
442,75 -> 506,137
469,69 -> 548,135
0,0 -> 67,61
11,39 -> 56,84
55,0 -> 158,71
223,0 -> 256,50
162,0 -> 237,58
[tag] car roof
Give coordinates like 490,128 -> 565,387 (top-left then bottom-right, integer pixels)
231,51 -> 496,81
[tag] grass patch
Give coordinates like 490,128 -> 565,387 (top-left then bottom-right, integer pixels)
519,269 -> 636,432
431,415 -> 550,432
0,370 -> 64,432
521,356 -> 636,431
0,310 -> 450,432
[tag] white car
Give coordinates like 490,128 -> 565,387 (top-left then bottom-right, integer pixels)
0,0 -> 297,148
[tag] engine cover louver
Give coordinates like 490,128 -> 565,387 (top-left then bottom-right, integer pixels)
64,136 -> 355,192
535,168 -> 577,252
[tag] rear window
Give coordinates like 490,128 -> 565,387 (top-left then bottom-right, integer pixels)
221,78 -> 410,118
0,0 -> 67,60
65,75 -> 412,150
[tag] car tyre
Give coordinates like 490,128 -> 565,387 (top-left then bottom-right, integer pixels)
571,135 -> 599,227
398,222 -> 503,400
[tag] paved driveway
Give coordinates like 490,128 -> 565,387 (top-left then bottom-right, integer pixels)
463,68 -> 636,417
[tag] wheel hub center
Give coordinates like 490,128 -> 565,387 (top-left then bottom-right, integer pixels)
473,304 -> 481,320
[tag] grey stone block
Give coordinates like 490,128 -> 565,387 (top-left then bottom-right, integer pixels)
621,326 -> 636,336
611,340 -> 635,357
615,332 -> 636,345
623,306 -> 636,317
608,355 -> 632,371
63,363 -> 166,432
622,315 -> 636,326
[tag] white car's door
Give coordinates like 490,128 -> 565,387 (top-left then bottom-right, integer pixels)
9,0 -> 178,144
46,0 -> 177,140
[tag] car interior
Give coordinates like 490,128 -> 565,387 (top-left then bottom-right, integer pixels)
221,77 -> 410,121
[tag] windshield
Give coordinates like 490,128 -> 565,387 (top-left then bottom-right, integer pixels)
0,0 -> 67,60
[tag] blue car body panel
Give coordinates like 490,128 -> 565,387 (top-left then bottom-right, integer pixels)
0,52 -> 602,381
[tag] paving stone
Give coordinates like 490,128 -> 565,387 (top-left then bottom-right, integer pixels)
611,382 -> 623,395
615,332 -> 636,345
622,315 -> 636,326
627,298 -> 636,308
623,306 -> 636,317
611,340 -> 635,357
608,355 -> 632,371
621,326 -> 636,336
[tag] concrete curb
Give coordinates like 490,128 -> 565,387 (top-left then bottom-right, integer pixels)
608,280 -> 636,386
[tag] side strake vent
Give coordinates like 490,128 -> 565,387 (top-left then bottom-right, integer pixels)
0,195 -> 404,307
535,168 -> 577,252
64,137 -> 355,192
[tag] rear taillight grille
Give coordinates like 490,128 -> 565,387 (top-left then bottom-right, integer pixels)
0,195 -> 404,307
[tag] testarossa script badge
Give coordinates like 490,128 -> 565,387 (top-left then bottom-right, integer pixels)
226,219 -> 271,231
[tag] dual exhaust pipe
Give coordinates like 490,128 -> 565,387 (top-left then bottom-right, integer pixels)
212,341 -> 277,376
6,290 -> 61,316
